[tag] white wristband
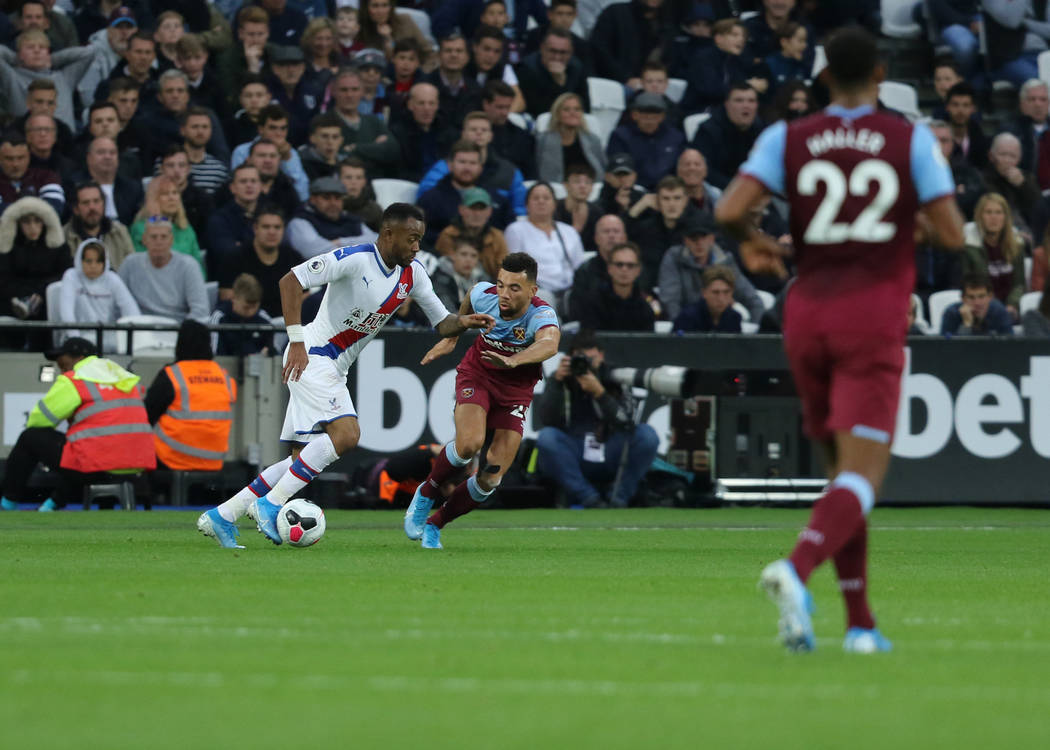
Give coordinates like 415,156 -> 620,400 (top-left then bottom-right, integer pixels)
286,324 -> 305,343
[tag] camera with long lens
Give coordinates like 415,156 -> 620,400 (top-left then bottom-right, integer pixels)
609,366 -> 791,397
609,366 -> 699,397
569,353 -> 592,377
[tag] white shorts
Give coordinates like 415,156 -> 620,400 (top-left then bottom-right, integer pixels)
280,352 -> 357,443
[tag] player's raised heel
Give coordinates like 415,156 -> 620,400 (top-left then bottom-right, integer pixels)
843,627 -> 892,654
421,523 -> 442,549
759,559 -> 816,652
404,485 -> 434,540
254,496 -> 283,545
197,508 -> 245,549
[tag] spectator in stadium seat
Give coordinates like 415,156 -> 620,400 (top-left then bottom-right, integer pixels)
11,0 -> 78,52
1001,79 -> 1050,174
484,80 -> 536,179
106,79 -> 150,175
524,0 -> 592,78
146,318 -> 238,470
15,79 -> 74,159
299,112 -> 347,181
216,207 -> 298,316
573,242 -> 656,332
663,2 -> 714,79
930,119 -> 984,220
926,1 -> 980,75
0,196 -> 70,321
25,114 -> 74,189
676,148 -> 721,218
770,79 -> 816,123
596,152 -> 648,220
264,44 -> 321,146
157,146 -> 214,243
692,83 -> 763,190
327,67 -> 402,178
131,176 -> 205,277
963,193 -> 1028,318
1021,287 -> 1050,336
354,48 -> 390,120
682,19 -> 755,115
244,138 -> 303,221
535,92 -> 605,184
77,6 -> 139,110
673,265 -> 742,333
980,0 -> 1042,87
419,141 -> 514,245
590,0 -> 671,89
468,25 -> 527,112
74,1 -> 153,45
64,181 -> 136,271
433,186 -> 510,279
253,0 -> 308,47
657,212 -> 764,322
207,165 -> 262,278
628,61 -> 684,130
0,30 -> 94,131
534,328 -> 660,509
555,162 -> 601,253
0,132 -> 64,216
423,32 -> 483,129
119,217 -> 210,321
339,157 -> 383,233
176,33 -> 231,125
431,236 -> 491,312
940,272 -> 1014,336
763,21 -> 810,94
517,27 -> 590,118
504,181 -> 585,312
743,0 -> 815,78
945,82 -> 988,171
216,6 -> 271,103
417,111 -> 526,217
301,17 -> 340,81
208,273 -> 274,356
286,176 -> 377,258
982,133 -> 1041,234
389,82 -> 458,182
94,31 -> 159,104
142,73 -> 231,169
431,0 -> 549,46
178,109 -> 230,197
352,0 -> 434,66
224,75 -> 270,151
387,37 -> 426,121
231,105 -> 310,202
626,174 -> 700,292
0,336 -> 154,512
58,239 -> 141,347
569,213 -> 626,320
606,91 -> 685,191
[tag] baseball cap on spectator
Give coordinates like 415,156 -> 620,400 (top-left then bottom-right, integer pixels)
270,45 -> 305,64
310,176 -> 347,195
45,337 -> 99,361
109,7 -> 137,27
461,187 -> 492,207
680,213 -> 718,237
354,48 -> 387,70
608,153 -> 636,175
631,92 -> 668,112
684,3 -> 716,23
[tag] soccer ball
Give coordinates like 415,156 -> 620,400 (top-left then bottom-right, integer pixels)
277,498 -> 327,547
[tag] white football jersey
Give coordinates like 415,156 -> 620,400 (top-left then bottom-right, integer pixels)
291,243 -> 450,375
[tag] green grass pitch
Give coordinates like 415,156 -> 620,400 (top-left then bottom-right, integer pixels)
2,507 -> 1047,749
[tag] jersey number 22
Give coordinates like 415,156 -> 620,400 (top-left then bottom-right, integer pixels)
797,158 -> 899,244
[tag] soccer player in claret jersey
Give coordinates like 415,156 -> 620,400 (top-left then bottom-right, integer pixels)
196,203 -> 495,548
404,252 -> 561,549
716,27 -> 965,653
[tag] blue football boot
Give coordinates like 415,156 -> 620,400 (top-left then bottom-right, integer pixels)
1,497 -> 18,510
196,508 -> 245,549
759,559 -> 816,652
421,523 -> 442,549
404,485 -> 434,540
254,496 -> 283,545
843,627 -> 893,654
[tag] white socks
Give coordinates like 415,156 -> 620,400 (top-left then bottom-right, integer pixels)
268,434 -> 341,506
216,456 -> 293,521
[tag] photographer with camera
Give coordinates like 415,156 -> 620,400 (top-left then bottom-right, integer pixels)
534,330 -> 660,508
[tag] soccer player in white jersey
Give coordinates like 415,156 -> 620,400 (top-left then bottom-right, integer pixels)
197,203 -> 495,547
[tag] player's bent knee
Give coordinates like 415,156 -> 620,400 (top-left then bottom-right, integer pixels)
327,418 -> 360,455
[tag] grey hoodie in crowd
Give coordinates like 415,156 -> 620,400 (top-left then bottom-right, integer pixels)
59,238 -> 141,349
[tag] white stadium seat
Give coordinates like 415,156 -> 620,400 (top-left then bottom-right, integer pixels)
117,314 -> 179,356
756,289 -> 776,312
812,45 -> 827,78
587,77 -> 626,147
878,81 -> 921,120
684,112 -> 710,142
371,178 -> 419,209
1039,50 -> 1050,85
1019,291 -> 1042,316
666,78 -> 687,103
881,0 -> 922,39
910,293 -> 929,334
928,289 -> 962,332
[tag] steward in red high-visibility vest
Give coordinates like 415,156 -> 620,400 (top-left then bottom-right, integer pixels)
145,320 -> 237,471
0,337 -> 155,511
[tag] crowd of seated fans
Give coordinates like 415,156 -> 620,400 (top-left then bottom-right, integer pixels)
0,0 -> 1046,348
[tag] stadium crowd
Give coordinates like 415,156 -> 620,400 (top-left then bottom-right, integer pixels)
0,0 -> 1048,348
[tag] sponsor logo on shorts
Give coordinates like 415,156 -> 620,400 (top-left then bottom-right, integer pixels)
512,325 -> 526,341
461,388 -> 474,398
328,397 -> 340,411
308,257 -> 326,274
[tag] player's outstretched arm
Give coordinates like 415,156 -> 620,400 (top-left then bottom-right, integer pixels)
434,293 -> 496,338
423,296 -> 492,364
279,272 -> 310,383
480,325 -> 561,369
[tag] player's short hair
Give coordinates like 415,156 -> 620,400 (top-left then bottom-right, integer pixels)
382,203 -> 425,227
945,81 -> 976,103
27,78 -> 56,93
232,273 -> 263,304
565,162 -> 595,180
702,265 -> 735,290
483,80 -> 516,102
824,26 -> 879,90
961,272 -> 992,293
501,252 -> 538,283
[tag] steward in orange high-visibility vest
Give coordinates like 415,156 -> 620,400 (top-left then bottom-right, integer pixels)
147,320 -> 237,471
